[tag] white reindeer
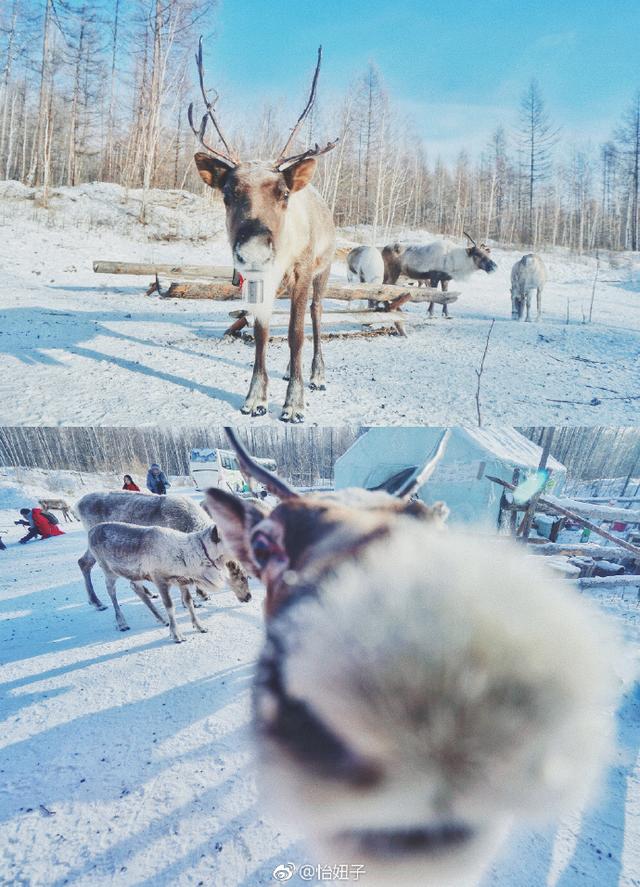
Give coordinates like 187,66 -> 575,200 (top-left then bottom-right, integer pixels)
76,491 -> 249,616
511,254 -> 547,321
205,431 -> 619,887
87,521 -> 251,643
346,246 -> 385,309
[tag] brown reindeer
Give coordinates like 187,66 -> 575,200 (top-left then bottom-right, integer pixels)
190,41 -> 338,423
203,429 -> 618,887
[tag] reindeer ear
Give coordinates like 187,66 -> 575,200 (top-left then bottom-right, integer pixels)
282,157 -> 317,192
205,489 -> 268,573
402,499 -> 449,523
194,153 -> 230,190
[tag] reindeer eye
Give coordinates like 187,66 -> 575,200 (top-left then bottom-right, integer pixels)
252,532 -> 275,567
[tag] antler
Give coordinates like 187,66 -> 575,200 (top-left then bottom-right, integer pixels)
224,428 -> 299,500
463,230 -> 477,246
396,430 -> 451,500
188,36 -> 238,167
276,139 -> 340,172
275,45 -> 339,170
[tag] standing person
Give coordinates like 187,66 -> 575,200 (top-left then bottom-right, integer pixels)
16,507 -> 65,543
146,463 -> 171,495
123,475 -> 141,491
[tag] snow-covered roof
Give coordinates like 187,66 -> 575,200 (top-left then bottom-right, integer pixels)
462,428 -> 565,472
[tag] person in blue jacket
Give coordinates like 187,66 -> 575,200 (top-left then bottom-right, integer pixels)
146,463 -> 171,495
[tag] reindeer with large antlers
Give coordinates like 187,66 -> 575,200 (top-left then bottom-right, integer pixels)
189,40 -> 338,423
203,429 -> 618,887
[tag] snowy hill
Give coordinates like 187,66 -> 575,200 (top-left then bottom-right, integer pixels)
0,182 -> 639,426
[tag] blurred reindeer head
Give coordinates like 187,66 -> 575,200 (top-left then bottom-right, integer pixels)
206,430 -> 617,887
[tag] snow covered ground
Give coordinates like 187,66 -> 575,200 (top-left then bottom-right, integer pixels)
1,181 -> 639,426
1,472 -> 639,886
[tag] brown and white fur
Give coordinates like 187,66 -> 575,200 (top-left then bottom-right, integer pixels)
87,521 -> 250,643
205,433 -> 618,887
194,158 -> 335,423
76,491 -> 249,615
191,45 -> 337,423
511,253 -> 547,321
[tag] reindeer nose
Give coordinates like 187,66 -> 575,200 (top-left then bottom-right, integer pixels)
234,220 -> 274,269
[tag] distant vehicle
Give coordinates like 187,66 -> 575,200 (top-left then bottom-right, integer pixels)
189,448 -> 277,495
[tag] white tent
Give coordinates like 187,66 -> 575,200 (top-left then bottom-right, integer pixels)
334,427 -> 566,527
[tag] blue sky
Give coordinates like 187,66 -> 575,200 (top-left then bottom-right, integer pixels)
201,0 -> 639,161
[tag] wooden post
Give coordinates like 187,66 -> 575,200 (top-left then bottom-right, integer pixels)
486,474 -> 640,559
520,428 -> 554,540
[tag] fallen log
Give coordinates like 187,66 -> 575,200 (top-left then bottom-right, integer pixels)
94,260 -> 232,280
542,495 -> 640,524
161,279 -> 459,304
485,475 -> 640,559
529,541 -> 639,561
163,281 -> 240,300
571,575 -> 640,590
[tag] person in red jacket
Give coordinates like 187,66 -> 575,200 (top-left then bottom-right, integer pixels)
123,475 -> 141,491
17,507 -> 64,543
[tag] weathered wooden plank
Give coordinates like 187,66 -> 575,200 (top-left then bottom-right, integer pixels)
93,260 -> 232,280
162,279 -> 459,304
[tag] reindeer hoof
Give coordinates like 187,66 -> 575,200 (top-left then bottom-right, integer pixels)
252,405 -> 267,417
173,634 -> 186,644
197,625 -> 209,633
280,409 -> 304,423
97,604 -> 108,611
118,625 -> 130,632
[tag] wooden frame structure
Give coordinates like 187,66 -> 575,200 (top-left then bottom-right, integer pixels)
93,260 -> 460,339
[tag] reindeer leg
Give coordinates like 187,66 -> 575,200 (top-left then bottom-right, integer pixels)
310,267 -> 329,391
179,583 -> 208,633
154,579 -> 184,643
441,280 -> 450,318
242,319 -> 270,417
78,548 -> 107,611
536,287 -> 543,321
131,582 -> 168,626
281,269 -> 311,422
525,291 -> 532,322
103,570 -> 129,632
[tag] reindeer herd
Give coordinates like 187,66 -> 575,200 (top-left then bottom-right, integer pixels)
69,430 -> 618,886
187,40 -> 549,423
